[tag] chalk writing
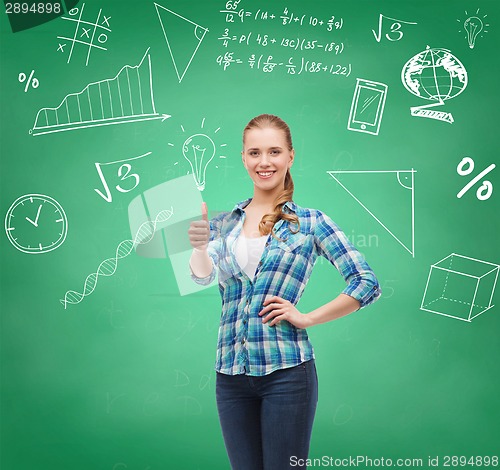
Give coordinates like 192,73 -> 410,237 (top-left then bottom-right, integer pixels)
220,2 -> 343,30
217,52 -> 351,77
217,1 -> 347,78
94,152 -> 152,203
218,28 -> 344,54
372,14 -> 417,43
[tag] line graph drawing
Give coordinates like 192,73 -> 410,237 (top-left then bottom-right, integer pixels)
31,48 -> 171,136
56,3 -> 112,66
60,208 -> 174,309
327,170 -> 416,257
154,3 -> 209,83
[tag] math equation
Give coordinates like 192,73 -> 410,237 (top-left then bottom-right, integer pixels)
216,1 -> 350,78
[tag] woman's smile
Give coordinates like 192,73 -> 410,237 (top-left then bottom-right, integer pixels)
242,127 -> 295,198
256,170 -> 276,179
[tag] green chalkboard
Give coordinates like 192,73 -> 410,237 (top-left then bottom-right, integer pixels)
1,0 -> 499,469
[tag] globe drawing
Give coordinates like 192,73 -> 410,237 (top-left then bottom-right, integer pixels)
401,47 -> 468,103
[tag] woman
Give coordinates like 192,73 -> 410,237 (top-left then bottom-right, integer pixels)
188,114 -> 381,470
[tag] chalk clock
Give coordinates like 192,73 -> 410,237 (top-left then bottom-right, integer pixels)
4,194 -> 68,254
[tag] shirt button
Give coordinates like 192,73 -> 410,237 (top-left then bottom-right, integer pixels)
243,319 -> 247,324
241,338 -> 245,344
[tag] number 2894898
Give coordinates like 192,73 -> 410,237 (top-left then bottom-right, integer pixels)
5,3 -> 61,14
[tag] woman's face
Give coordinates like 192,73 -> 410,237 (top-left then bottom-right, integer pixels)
242,127 -> 294,193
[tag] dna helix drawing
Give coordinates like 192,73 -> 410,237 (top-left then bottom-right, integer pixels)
60,208 -> 174,309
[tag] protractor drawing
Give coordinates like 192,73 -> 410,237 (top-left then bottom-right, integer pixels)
327,170 -> 416,257
31,48 -> 170,136
154,2 -> 209,83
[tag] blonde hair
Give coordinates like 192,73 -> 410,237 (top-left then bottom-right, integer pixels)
243,114 -> 300,241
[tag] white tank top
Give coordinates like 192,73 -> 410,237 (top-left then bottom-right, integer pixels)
234,232 -> 268,279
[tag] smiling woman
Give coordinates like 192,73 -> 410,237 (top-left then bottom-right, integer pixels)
241,115 -> 300,241
188,113 -> 381,470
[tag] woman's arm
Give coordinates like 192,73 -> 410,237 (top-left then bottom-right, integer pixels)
189,248 -> 214,278
259,293 -> 360,328
306,293 -> 360,327
313,210 -> 382,309
260,210 -> 381,329
188,203 -> 221,286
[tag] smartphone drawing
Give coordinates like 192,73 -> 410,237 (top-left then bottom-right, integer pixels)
347,79 -> 388,136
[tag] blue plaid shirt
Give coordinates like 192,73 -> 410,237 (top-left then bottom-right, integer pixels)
191,198 -> 381,376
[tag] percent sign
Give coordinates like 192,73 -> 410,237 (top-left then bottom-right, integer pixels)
18,70 -> 39,92
456,157 -> 495,200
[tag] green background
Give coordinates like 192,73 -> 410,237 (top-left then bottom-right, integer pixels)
1,0 -> 499,469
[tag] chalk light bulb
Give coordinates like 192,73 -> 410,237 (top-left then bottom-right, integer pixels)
182,133 -> 216,191
464,16 -> 483,49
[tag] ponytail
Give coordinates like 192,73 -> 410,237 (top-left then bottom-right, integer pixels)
259,169 -> 299,241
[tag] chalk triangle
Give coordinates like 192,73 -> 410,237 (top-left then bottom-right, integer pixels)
327,170 -> 416,257
154,3 -> 208,83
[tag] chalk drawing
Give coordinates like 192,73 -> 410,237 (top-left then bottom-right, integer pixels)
154,3 -> 209,83
18,69 -> 39,92
421,254 -> 499,322
31,48 -> 171,136
456,157 -> 495,200
168,118 -> 227,191
175,369 -> 190,387
57,3 -> 112,66
182,134 -> 216,191
458,9 -> 489,49
347,78 -> 388,136
60,208 -> 174,309
333,403 -> 353,425
5,194 -> 67,254
401,46 -> 467,124
372,14 -> 417,42
327,170 -> 416,257
95,151 -> 153,202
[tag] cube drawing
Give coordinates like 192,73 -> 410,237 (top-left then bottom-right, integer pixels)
420,253 -> 499,322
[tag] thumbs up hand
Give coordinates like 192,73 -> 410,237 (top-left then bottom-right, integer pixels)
188,202 -> 210,251
201,201 -> 208,223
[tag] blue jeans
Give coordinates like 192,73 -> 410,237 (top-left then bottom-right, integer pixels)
216,359 -> 318,470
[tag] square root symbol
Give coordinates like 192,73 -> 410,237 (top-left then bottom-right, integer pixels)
420,253 -> 499,322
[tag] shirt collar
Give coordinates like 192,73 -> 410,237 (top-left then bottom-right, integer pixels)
232,198 -> 297,214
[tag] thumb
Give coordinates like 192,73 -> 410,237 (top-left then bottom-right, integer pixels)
201,202 -> 208,222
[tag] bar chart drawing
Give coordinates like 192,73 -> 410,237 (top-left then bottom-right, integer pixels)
31,48 -> 171,136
